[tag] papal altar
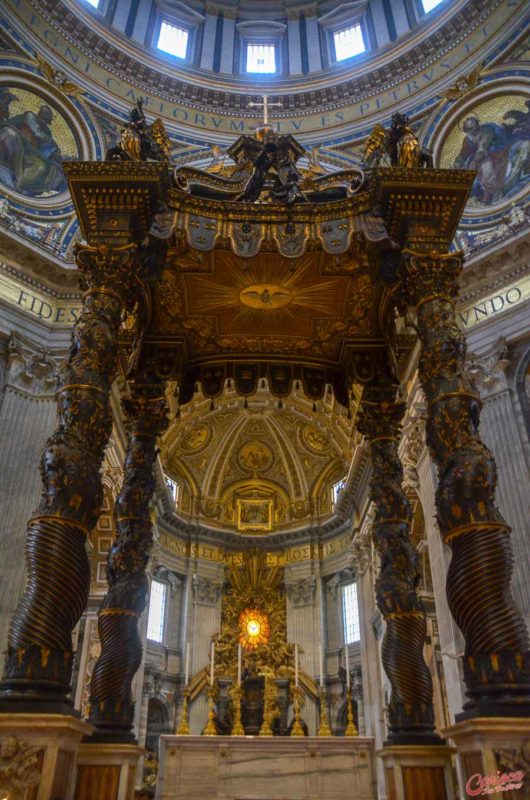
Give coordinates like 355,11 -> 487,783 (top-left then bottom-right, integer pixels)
156,736 -> 376,800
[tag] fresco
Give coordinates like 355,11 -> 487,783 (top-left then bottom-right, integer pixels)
0,86 -> 79,197
439,94 -> 530,207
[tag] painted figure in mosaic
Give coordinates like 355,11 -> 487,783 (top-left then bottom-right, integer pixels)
0,101 -> 67,195
454,111 -> 530,204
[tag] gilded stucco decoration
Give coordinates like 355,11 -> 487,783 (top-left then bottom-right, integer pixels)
162,383 -> 355,534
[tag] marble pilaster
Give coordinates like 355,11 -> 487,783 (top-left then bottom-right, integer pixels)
305,16 -> 322,73
219,14 -> 235,74
189,569 -> 223,733
0,336 -> 60,654
200,12 -> 218,70
287,17 -> 302,75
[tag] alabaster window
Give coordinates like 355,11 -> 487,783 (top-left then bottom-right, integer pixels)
157,20 -> 189,59
147,579 -> 168,643
333,24 -> 366,62
246,43 -> 277,74
421,0 -> 445,12
342,581 -> 361,644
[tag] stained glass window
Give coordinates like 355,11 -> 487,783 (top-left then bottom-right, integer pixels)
342,582 -> 360,643
147,579 -> 167,643
158,21 -> 189,59
247,44 -> 276,74
334,25 -> 366,62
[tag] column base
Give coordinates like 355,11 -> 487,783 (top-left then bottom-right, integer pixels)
441,717 -> 530,800
0,712 -> 93,800
377,744 -> 456,800
74,742 -> 144,800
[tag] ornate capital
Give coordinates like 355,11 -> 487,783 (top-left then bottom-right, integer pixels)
6,336 -> 61,398
357,392 -> 404,442
192,574 -> 222,606
75,242 -> 138,302
286,575 -> 316,607
123,394 -> 169,438
466,339 -> 510,399
400,250 -> 463,308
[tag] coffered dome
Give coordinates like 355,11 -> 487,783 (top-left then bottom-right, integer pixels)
161,381 -> 362,536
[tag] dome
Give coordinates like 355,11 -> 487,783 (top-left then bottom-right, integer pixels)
161,381 -> 362,536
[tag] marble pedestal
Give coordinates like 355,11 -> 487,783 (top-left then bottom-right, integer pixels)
74,742 -> 144,800
377,745 -> 456,800
0,713 -> 93,800
157,735 -> 377,800
441,718 -> 530,800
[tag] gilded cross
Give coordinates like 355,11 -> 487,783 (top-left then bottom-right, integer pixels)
248,95 -> 282,125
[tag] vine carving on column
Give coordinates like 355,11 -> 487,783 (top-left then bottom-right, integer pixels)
1,243 -> 139,708
89,392 -> 168,739
400,250 -> 530,716
357,387 -> 439,743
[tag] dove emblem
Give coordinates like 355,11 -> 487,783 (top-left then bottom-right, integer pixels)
240,284 -> 293,309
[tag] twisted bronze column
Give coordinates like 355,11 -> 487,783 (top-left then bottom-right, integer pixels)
401,250 -> 530,717
88,390 -> 168,741
0,244 -> 139,712
358,385 -> 440,744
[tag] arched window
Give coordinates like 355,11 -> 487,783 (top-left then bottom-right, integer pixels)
147,579 -> 168,644
342,581 -> 360,644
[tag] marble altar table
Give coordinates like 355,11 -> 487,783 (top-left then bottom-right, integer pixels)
156,735 -> 377,800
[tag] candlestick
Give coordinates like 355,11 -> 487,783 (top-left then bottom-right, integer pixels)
294,643 -> 299,687
344,688 -> 358,737
184,641 -> 190,687
237,642 -> 242,686
317,687 -> 331,737
176,688 -> 190,735
210,640 -> 215,686
319,644 -> 324,689
290,683 -> 304,737
230,683 -> 245,736
344,644 -> 350,689
203,683 -> 217,736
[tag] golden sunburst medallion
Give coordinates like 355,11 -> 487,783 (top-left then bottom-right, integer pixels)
239,608 -> 270,649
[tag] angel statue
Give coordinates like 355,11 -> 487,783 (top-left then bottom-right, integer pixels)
106,98 -> 172,164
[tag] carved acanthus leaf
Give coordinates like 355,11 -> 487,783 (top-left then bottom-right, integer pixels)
192,574 -> 223,606
286,575 -> 316,607
466,339 -> 510,399
7,335 -> 61,397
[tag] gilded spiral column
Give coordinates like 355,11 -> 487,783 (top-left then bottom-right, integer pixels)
357,385 -> 440,744
0,243 -> 139,712
88,390 -> 168,741
401,250 -> 530,717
